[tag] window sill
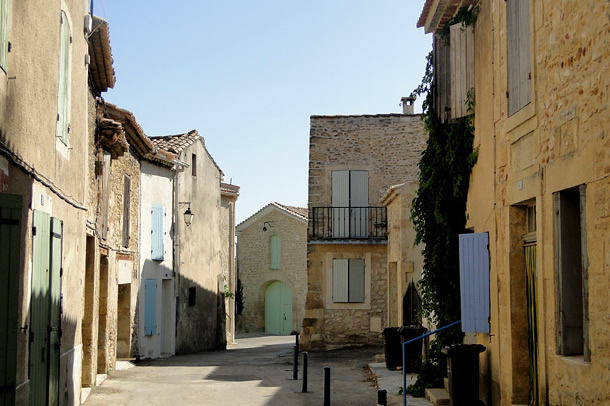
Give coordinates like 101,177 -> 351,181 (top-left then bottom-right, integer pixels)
506,102 -> 536,143
556,354 -> 591,366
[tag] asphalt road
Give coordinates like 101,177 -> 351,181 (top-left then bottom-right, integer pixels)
83,335 -> 383,406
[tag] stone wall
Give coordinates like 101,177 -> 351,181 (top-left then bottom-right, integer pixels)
236,206 -> 307,334
303,114 -> 427,350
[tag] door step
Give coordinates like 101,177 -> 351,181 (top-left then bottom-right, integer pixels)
425,388 -> 450,405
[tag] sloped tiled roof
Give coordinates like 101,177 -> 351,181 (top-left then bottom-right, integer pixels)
237,202 -> 308,231
221,182 -> 240,197
103,102 -> 154,157
88,16 -> 115,93
153,130 -> 224,176
417,0 -> 475,34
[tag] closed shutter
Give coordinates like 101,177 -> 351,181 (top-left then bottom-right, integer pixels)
144,279 -> 157,336
122,176 -> 130,248
101,151 -> 111,240
433,34 -> 451,122
332,171 -> 349,238
0,194 -> 21,406
350,171 -> 369,238
348,259 -> 365,303
458,232 -> 490,333
48,218 -> 62,406
151,205 -> 164,261
507,0 -> 531,115
270,235 -> 280,270
0,0 -> 8,71
332,259 -> 349,303
450,23 -> 475,119
56,11 -> 71,144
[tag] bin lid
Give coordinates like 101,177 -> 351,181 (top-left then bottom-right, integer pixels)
441,344 -> 486,355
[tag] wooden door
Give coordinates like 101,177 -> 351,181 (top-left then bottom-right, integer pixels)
265,281 -> 292,335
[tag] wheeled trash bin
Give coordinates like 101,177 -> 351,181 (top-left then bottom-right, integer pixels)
442,344 -> 486,406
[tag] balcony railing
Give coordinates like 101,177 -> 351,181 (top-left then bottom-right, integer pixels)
311,207 -> 387,240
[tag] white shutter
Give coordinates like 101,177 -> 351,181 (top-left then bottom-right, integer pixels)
348,259 -> 365,303
332,259 -> 349,302
459,233 -> 490,333
350,171 -> 369,238
332,171 -> 349,238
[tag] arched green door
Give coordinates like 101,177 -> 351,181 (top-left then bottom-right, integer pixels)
265,281 -> 293,335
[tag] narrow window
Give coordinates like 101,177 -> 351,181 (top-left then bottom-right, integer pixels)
270,235 -> 280,270
555,186 -> 589,360
0,0 -> 9,71
144,279 -> 157,336
151,205 -> 165,261
122,175 -> 130,248
188,286 -> 196,307
191,153 -> 197,176
332,259 -> 365,303
506,0 -> 531,115
56,10 -> 71,144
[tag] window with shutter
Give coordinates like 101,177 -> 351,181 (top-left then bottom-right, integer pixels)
450,23 -> 475,119
151,205 -> 164,261
331,170 -> 369,238
458,232 -> 490,333
144,279 -> 157,336
56,10 -> 71,144
332,259 -> 365,303
0,0 -> 8,71
270,235 -> 280,270
100,151 -> 111,240
122,175 -> 130,248
507,0 -> 531,116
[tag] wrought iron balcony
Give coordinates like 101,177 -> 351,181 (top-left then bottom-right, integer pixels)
310,207 -> 387,240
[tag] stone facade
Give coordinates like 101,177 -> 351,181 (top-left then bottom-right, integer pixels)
419,0 -> 610,404
220,183 -> 240,344
302,114 -> 427,350
236,203 -> 307,334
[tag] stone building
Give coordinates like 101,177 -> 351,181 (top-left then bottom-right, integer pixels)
418,0 -> 610,404
220,182 -> 240,344
236,203 -> 308,335
153,131 -> 228,353
301,113 -> 426,350
0,1 -> 93,404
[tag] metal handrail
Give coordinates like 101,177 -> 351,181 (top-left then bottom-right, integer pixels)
402,320 -> 462,406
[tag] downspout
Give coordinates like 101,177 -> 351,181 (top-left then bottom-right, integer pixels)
173,160 -> 185,348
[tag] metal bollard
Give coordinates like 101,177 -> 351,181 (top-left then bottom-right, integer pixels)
323,366 -> 331,406
293,345 -> 298,380
377,389 -> 387,406
302,352 -> 308,392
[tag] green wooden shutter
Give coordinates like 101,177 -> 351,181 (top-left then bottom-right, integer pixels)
348,259 -> 365,303
332,259 -> 348,303
0,194 -> 21,406
0,0 -> 8,71
151,205 -> 164,260
30,210 -> 51,406
56,10 -> 71,144
48,218 -> 62,406
270,235 -> 280,270
144,280 -> 157,336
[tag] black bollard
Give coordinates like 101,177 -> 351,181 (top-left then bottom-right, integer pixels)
377,389 -> 387,406
302,352 -> 308,393
323,366 -> 331,406
293,345 -> 298,380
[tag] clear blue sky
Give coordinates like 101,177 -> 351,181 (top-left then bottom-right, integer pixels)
96,1 -> 431,224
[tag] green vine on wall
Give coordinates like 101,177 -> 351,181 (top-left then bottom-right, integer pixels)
406,13 -> 478,393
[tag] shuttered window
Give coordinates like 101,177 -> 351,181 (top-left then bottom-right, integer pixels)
0,0 -> 8,71
458,232 -> 490,333
151,205 -> 164,261
331,170 -> 369,238
144,279 -> 157,336
450,23 -> 475,119
507,0 -> 531,116
122,175 -> 130,248
270,235 -> 280,270
332,259 -> 365,303
56,10 -> 71,144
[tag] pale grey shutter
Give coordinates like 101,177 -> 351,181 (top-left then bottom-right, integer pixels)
332,171 -> 349,238
348,259 -> 365,303
0,0 -> 8,70
507,0 -> 530,115
350,171 -> 368,237
151,205 -> 164,261
56,11 -> 71,143
458,232 -> 490,333
450,23 -> 474,119
332,259 -> 348,302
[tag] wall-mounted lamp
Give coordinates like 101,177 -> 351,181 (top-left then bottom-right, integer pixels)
262,221 -> 274,232
179,202 -> 194,226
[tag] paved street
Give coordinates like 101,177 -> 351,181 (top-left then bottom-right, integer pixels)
83,335 -> 384,406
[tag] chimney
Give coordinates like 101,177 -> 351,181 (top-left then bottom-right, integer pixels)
401,96 -> 416,115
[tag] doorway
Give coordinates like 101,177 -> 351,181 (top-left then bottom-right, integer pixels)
264,281 -> 293,335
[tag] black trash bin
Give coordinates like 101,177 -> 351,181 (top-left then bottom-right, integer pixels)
399,326 -> 427,373
382,327 -> 402,370
442,344 -> 486,406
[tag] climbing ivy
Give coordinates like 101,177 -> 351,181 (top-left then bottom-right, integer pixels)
407,33 -> 478,395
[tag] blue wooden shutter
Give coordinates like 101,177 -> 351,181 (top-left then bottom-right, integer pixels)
0,0 -> 8,70
332,259 -> 348,302
270,235 -> 280,269
144,279 -> 157,336
348,259 -> 365,303
151,205 -> 164,261
56,10 -> 71,143
459,232 -> 490,333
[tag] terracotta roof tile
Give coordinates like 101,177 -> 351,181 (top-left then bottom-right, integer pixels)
274,203 -> 308,220
88,16 -> 116,93
152,130 -> 200,154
